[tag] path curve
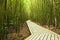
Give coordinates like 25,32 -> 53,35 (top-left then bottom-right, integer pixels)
25,20 -> 60,40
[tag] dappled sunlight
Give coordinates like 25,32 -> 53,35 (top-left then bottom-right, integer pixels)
23,0 -> 31,16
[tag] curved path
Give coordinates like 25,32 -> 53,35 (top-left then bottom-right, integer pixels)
25,20 -> 60,40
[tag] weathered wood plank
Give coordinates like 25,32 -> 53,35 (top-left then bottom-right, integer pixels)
55,34 -> 59,40
39,33 -> 45,40
51,34 -> 55,40
36,34 -> 42,40
32,34 -> 39,40
43,34 -> 49,40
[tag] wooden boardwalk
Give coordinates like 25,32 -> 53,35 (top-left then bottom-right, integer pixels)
25,20 -> 60,40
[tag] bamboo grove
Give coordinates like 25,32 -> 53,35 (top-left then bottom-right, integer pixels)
0,0 -> 60,39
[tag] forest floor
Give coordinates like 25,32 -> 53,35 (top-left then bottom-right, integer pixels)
6,22 -> 31,40
20,22 -> 31,40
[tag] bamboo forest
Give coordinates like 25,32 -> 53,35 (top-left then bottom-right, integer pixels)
0,0 -> 60,40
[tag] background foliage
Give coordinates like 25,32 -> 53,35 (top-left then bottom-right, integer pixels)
0,0 -> 60,39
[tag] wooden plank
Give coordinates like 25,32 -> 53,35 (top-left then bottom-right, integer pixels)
36,33 -> 42,40
51,34 -> 55,40
55,34 -> 59,40
39,33 -> 46,40
58,35 -> 60,40
29,34 -> 37,40
43,33 -> 49,40
25,33 -> 60,40
32,33 -> 40,40
46,34 -> 51,40
25,34 -> 35,40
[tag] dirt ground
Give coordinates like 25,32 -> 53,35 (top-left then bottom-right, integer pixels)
6,22 -> 31,40
20,22 -> 31,40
